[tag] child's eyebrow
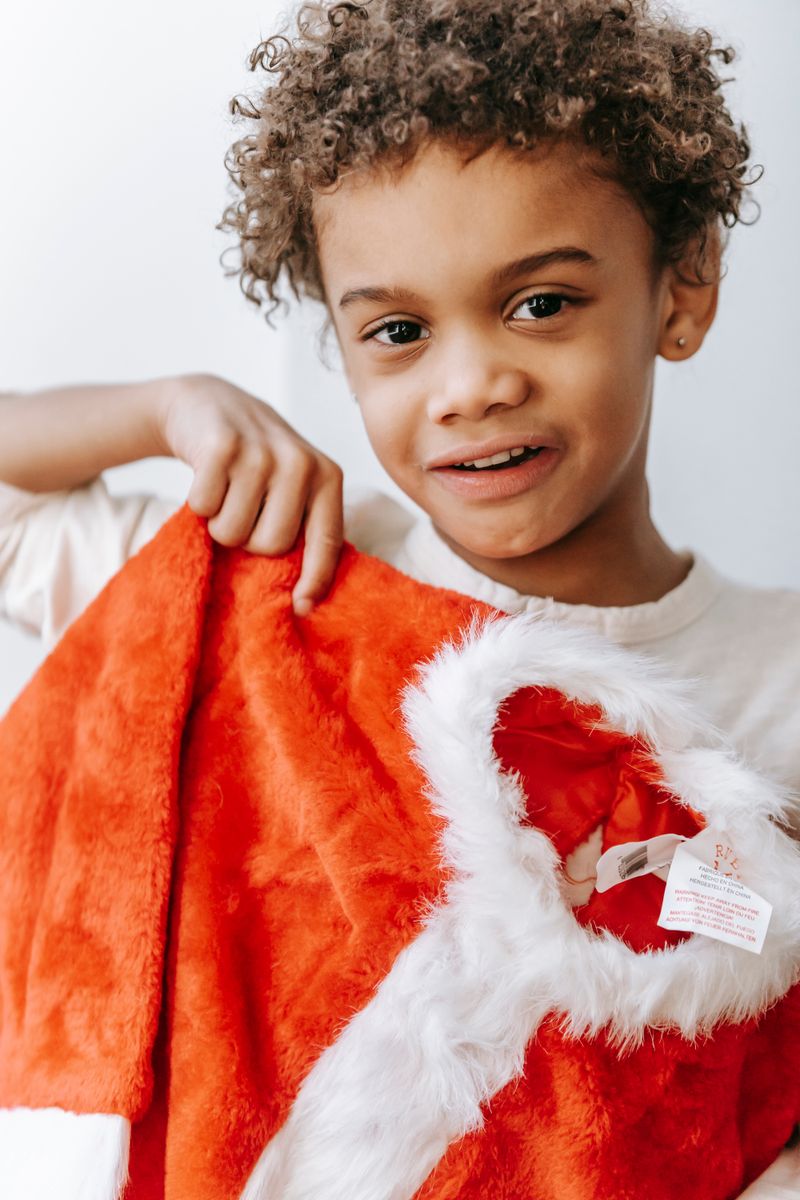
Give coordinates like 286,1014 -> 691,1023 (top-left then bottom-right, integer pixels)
490,246 -> 599,288
338,246 -> 599,311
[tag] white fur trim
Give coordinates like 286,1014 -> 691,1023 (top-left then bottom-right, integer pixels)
0,1107 -> 129,1200
241,614 -> 800,1200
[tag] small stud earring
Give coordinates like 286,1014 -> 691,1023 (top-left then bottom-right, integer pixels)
676,336 -> 687,348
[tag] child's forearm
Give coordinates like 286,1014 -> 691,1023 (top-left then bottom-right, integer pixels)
0,378 -> 172,492
0,373 -> 344,613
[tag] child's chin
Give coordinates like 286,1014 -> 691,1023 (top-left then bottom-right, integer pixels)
444,526 -> 544,563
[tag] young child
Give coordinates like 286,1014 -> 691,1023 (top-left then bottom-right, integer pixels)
1,0 -> 799,1196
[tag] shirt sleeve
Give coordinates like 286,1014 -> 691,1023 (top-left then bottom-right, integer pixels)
737,1140 -> 800,1197
0,476 -> 181,648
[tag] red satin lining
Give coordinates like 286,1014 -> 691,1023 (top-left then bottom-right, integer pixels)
492,687 -> 704,953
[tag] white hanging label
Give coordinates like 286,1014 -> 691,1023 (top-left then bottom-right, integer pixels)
595,833 -> 686,893
656,842 -> 772,955
595,827 -> 745,895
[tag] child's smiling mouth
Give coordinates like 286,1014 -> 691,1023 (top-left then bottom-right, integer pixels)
426,439 -> 562,501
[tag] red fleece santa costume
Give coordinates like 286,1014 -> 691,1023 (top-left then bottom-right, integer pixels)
0,504 -> 798,1200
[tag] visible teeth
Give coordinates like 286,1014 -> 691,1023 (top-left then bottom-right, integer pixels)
465,450 -> 511,468
458,445 -> 532,469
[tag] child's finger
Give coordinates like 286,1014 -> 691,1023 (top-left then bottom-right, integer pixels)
291,466 -> 344,616
186,449 -> 233,518
243,454 -> 316,557
205,462 -> 272,546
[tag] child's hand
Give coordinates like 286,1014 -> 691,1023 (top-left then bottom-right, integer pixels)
158,374 -> 344,616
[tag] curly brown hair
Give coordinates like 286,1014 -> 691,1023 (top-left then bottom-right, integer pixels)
220,0 -> 758,324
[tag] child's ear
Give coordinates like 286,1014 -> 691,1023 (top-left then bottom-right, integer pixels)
657,229 -> 721,361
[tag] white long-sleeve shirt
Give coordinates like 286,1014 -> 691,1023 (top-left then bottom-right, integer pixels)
1,475 -> 799,1197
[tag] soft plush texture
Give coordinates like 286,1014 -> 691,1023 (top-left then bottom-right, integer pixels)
0,503 -> 798,1200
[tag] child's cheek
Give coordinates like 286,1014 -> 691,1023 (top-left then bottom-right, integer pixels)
355,399 -> 415,476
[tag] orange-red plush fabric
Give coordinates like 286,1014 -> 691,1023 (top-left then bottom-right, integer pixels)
0,504 -> 797,1199
0,508 -> 212,1118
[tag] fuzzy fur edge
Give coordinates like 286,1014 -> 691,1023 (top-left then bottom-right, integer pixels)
0,1107 -> 129,1200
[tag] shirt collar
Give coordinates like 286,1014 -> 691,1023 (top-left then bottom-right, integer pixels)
396,516 -> 723,645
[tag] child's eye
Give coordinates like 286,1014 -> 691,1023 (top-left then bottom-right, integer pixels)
369,319 -> 430,346
510,293 -> 570,321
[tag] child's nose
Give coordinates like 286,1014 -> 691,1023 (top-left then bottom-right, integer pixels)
425,351 -> 530,425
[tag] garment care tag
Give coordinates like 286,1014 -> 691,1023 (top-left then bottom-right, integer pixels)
657,842 -> 772,955
595,833 -> 687,893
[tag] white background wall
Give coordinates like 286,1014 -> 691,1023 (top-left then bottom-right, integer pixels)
1,0 -> 798,714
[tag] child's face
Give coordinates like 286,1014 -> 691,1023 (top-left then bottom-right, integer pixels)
314,139 -> 684,567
